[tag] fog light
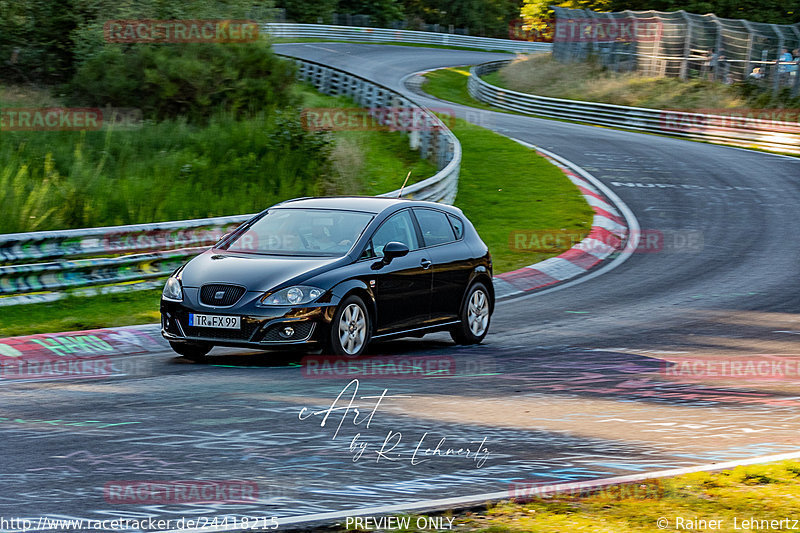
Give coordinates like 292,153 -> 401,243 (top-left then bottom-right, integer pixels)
280,326 -> 295,339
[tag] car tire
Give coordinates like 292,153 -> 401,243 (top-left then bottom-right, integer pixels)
329,294 -> 371,356
450,281 -> 491,345
169,341 -> 213,361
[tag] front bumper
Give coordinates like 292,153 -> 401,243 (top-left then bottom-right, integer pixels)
160,298 -> 335,349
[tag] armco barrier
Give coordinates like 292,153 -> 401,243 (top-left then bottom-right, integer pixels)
265,23 -> 552,53
467,60 -> 800,155
0,56 -> 460,306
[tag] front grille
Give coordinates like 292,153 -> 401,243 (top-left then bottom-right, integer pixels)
181,318 -> 261,342
200,284 -> 246,307
261,322 -> 315,343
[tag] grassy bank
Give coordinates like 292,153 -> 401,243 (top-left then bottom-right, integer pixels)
324,460 -> 800,532
449,117 -> 592,274
421,67 -> 500,112
0,291 -> 162,338
450,460 -> 800,532
487,54 -> 800,110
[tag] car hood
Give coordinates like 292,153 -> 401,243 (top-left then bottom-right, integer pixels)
180,250 -> 343,292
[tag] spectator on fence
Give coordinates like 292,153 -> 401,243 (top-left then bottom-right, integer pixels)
704,48 -> 725,81
748,67 -> 765,80
778,48 -> 794,83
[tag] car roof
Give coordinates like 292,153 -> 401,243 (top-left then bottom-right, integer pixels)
273,196 -> 463,215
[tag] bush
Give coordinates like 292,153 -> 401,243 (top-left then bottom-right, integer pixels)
68,40 -> 297,122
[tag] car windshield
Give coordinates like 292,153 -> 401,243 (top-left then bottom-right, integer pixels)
220,208 -> 374,256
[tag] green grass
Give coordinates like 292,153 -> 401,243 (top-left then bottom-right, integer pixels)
448,461 -> 800,532
450,117 -> 592,274
0,290 -> 162,338
0,83 -> 434,233
420,67 -> 500,112
328,460 -> 800,532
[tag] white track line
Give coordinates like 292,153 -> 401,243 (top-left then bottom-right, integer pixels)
162,450 -> 800,532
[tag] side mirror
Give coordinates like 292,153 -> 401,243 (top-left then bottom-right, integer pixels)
383,241 -> 409,261
372,242 -> 409,269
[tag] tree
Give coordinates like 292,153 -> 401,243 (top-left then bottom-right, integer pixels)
521,0 -> 610,36
337,0 -> 404,26
278,0 -> 337,23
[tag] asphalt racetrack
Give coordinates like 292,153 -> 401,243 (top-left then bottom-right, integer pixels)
2,44 -> 800,530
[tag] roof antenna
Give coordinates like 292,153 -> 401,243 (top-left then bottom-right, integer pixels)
398,171 -> 411,198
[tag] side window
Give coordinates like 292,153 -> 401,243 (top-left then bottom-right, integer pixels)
415,208 -> 455,247
448,214 -> 464,239
366,210 -> 420,258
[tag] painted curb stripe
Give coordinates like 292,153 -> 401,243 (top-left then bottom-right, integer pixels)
592,205 -> 626,226
496,268 -> 559,291
492,146 -> 631,297
559,248 -> 603,270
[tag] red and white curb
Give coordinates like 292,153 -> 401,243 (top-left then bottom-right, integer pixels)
493,143 -> 638,299
0,324 -> 163,381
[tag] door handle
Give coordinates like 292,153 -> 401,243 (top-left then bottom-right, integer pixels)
420,258 -> 432,269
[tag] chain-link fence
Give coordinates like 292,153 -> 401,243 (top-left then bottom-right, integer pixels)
552,7 -> 800,95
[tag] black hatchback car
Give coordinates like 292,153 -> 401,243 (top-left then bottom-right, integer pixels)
161,197 -> 493,358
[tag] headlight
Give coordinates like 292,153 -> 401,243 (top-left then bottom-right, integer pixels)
162,276 -> 183,301
259,286 -> 323,306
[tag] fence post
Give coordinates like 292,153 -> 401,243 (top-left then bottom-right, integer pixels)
679,11 -> 693,80
791,24 -> 800,96
771,24 -> 784,95
709,14 -> 724,82
740,20 -> 756,82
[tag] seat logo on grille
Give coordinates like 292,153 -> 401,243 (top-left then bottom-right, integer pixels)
214,291 -> 225,300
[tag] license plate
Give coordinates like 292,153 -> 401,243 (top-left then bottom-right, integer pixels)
189,314 -> 240,329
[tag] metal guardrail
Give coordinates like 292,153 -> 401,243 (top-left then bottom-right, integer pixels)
285,55 -> 461,204
0,57 -> 461,306
265,23 -> 553,53
468,60 -> 800,155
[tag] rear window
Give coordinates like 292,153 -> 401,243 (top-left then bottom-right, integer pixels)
448,214 -> 464,239
414,208 -> 456,247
